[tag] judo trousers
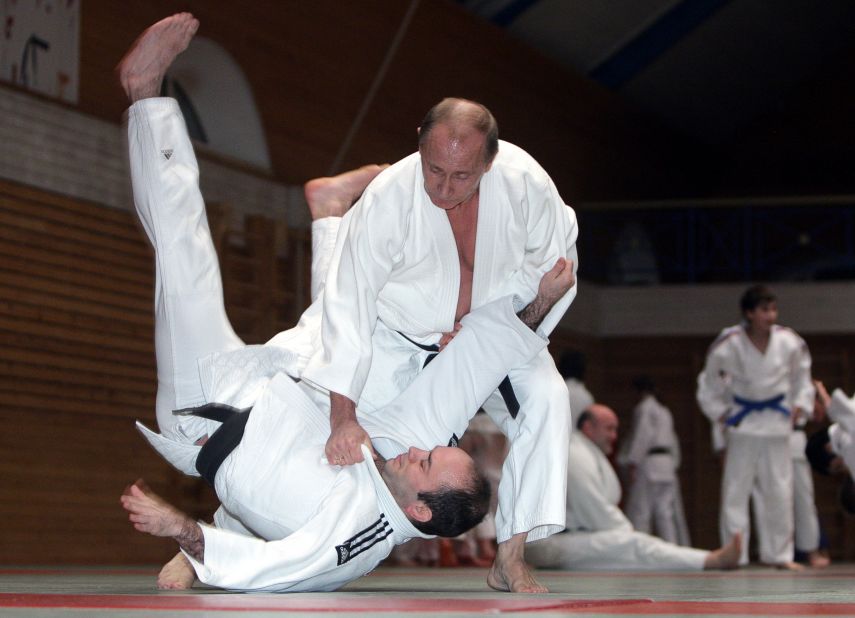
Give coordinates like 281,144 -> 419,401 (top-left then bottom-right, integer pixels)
525,529 -> 707,571
721,432 -> 794,565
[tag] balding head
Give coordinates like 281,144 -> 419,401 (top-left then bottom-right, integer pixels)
418,98 -> 498,164
577,404 -> 619,455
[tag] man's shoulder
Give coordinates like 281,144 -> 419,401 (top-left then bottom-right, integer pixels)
492,140 -> 550,181
362,152 -> 420,197
708,325 -> 742,353
772,324 -> 809,350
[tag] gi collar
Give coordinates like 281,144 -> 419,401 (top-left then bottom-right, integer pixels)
360,444 -> 435,541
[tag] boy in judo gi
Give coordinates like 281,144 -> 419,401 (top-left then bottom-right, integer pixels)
696,284 -> 814,568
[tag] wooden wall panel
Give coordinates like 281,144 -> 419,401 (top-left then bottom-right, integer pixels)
0,178 -> 310,564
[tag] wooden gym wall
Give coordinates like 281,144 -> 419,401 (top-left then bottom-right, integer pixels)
0,178 -> 310,564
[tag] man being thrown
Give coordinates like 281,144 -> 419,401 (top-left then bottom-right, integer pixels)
525,405 -> 741,571
301,67 -> 578,596
116,13 -> 573,592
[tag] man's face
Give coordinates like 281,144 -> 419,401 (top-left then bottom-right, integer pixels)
583,410 -> 619,456
745,300 -> 778,334
419,124 -> 492,211
381,446 -> 473,515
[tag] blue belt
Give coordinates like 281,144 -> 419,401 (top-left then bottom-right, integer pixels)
725,394 -> 789,427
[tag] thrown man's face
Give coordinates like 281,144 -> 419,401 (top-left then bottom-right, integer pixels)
381,446 -> 473,505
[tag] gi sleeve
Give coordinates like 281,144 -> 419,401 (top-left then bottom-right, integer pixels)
515,175 -> 579,337
567,447 -> 633,533
696,339 -> 732,423
185,495 -> 382,592
788,334 -> 815,417
624,404 -> 653,466
302,190 -> 404,402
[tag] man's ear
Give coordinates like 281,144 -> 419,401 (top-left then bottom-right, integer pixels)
404,500 -> 432,523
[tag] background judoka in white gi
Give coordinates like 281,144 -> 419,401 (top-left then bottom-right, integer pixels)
558,349 -> 595,418
697,284 -> 814,567
525,405 -> 740,571
300,97 -> 579,592
620,377 -> 690,546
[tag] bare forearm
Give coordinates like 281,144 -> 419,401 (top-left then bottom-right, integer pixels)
174,516 -> 205,562
517,294 -> 552,331
330,392 -> 357,429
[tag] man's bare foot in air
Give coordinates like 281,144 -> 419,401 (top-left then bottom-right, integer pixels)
117,13 -> 199,102
487,532 -> 548,593
704,533 -> 741,570
157,551 -> 196,589
304,164 -> 389,219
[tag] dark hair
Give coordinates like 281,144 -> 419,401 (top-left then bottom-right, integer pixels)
412,465 -> 491,537
558,350 -> 586,380
576,409 -> 593,430
740,284 -> 776,314
632,374 -> 655,394
805,427 -> 835,476
418,98 -> 499,164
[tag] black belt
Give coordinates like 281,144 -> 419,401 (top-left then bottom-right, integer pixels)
174,403 -> 252,486
647,447 -> 671,456
398,331 -> 520,419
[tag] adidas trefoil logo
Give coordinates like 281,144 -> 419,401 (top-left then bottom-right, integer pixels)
161,149 -> 173,160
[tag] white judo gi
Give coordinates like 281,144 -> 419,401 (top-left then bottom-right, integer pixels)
525,433 -> 708,571
622,394 -> 684,544
790,426 -> 821,554
127,97 -> 550,592
696,324 -> 814,565
301,140 -> 579,544
565,377 -> 594,417
827,389 -> 855,479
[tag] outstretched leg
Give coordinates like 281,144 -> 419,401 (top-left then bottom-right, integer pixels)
122,13 -> 242,437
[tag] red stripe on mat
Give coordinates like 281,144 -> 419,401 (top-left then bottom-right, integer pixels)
588,601 -> 855,615
2,594 -> 855,614
0,594 -> 647,612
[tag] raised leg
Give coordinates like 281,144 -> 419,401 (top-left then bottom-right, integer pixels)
122,14 -> 242,440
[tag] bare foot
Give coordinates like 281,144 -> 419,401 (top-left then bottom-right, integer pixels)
773,561 -> 806,571
117,13 -> 200,102
704,532 -> 741,570
157,551 -> 196,590
808,550 -> 830,569
304,164 -> 389,219
486,533 -> 548,593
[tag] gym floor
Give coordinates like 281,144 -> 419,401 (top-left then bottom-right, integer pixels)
1,564 -> 853,617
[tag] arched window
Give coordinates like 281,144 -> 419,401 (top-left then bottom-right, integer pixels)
162,36 -> 271,172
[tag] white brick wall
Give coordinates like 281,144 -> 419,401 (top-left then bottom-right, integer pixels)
0,87 -> 309,229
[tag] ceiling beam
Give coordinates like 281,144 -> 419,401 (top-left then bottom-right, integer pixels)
590,0 -> 730,89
